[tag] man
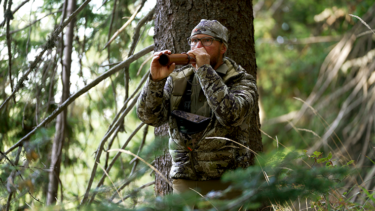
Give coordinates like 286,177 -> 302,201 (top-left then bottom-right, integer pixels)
137,19 -> 259,197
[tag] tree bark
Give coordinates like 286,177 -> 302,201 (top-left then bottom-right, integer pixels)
153,0 -> 262,195
47,0 -> 76,205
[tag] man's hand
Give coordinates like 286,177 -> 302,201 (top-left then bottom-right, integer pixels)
151,50 -> 176,82
188,47 -> 210,69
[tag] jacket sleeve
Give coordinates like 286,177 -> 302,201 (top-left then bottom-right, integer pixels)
195,64 -> 258,127
136,75 -> 173,127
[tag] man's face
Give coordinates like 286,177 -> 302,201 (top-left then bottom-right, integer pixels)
190,34 -> 226,68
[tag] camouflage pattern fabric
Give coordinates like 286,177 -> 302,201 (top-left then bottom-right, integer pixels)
191,19 -> 229,44
136,58 -> 259,180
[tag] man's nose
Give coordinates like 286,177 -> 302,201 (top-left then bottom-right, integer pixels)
196,40 -> 204,48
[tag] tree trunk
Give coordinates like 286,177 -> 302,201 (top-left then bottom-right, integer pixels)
47,0 -> 76,205
153,0 -> 262,195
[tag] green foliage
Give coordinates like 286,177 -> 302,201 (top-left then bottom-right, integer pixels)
1,0 -> 374,210
51,150 -> 352,211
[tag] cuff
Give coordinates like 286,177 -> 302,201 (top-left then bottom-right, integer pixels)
146,74 -> 167,91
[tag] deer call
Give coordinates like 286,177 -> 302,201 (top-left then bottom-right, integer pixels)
158,53 -> 196,66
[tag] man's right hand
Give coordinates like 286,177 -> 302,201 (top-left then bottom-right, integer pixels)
151,50 -> 176,82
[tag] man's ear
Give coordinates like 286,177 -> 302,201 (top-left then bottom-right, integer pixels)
221,43 -> 227,55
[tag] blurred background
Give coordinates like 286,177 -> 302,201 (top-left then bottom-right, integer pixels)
0,0 -> 374,209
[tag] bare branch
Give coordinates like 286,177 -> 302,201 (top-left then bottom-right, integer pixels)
82,70 -> 151,204
121,5 -> 154,131
1,44 -> 154,156
105,71 -> 150,169
88,122 -> 146,204
107,0 -> 118,114
106,70 -> 150,134
11,0 -> 29,14
96,162 -> 125,206
128,6 -> 154,56
110,125 -> 149,201
102,0 -> 146,50
83,122 -> 145,204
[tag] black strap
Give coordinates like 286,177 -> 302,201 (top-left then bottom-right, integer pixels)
181,52 -> 191,65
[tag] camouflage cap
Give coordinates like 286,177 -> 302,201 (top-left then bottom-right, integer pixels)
191,19 -> 229,44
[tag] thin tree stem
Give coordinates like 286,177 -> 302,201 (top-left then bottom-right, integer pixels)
6,0 -> 15,103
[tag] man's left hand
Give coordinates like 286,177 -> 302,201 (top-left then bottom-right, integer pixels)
188,48 -> 210,69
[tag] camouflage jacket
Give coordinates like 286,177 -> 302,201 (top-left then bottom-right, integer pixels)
137,58 -> 259,180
